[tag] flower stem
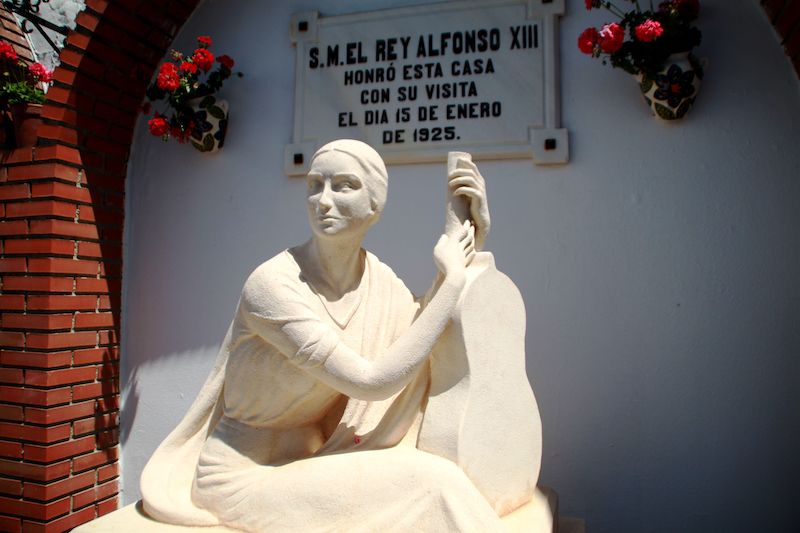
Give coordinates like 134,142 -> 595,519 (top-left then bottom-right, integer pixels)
603,1 -> 627,18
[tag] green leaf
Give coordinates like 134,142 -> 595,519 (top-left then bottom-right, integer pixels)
202,133 -> 215,151
199,96 -> 215,109
675,98 -> 693,119
655,103 -> 675,120
208,105 -> 225,119
639,77 -> 653,94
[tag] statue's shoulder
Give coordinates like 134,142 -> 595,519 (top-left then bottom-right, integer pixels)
241,250 -> 301,301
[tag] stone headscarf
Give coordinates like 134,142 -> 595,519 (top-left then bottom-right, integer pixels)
312,139 -> 388,214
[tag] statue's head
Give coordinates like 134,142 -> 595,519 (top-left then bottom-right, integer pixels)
306,139 -> 388,239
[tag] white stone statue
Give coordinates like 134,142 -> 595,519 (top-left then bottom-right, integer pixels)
139,139 -> 553,532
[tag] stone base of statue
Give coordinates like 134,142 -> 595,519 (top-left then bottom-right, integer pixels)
74,488 -> 586,533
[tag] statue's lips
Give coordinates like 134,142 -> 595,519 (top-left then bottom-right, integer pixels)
317,215 -> 339,222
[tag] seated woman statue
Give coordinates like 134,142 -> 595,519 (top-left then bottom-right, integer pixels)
140,139 -> 505,531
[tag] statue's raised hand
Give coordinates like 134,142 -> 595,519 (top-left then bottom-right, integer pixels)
434,220 -> 475,284
447,156 -> 490,251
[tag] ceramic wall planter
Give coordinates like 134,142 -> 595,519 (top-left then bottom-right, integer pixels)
638,52 -> 703,120
188,96 -> 228,153
11,102 -> 43,147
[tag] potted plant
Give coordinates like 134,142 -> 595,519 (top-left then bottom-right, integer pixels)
0,40 -> 53,147
143,35 -> 237,153
578,0 -> 703,120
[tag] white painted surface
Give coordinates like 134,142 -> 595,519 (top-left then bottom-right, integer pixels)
122,1 -> 800,532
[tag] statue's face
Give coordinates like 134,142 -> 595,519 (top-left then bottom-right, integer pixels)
306,151 -> 375,239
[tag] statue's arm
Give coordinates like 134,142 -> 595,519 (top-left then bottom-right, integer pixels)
243,227 -> 473,401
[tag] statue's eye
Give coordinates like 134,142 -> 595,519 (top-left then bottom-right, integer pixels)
307,178 -> 323,194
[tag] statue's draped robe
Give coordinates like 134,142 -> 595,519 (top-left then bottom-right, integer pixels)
141,250 -> 503,532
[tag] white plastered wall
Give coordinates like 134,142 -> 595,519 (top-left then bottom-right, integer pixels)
121,1 -> 800,531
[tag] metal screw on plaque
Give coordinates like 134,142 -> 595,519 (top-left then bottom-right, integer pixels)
544,138 -> 557,150
298,21 -> 308,32
294,153 -> 304,165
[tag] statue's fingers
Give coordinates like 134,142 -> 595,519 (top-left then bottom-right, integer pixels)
448,176 -> 478,190
453,186 -> 481,200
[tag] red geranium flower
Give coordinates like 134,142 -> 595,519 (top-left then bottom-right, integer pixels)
148,114 -> 170,137
598,23 -> 624,53
578,27 -> 599,55
584,0 -> 601,9
28,62 -> 52,83
0,41 -> 18,61
197,35 -> 212,48
180,61 -> 198,74
156,62 -> 180,91
635,19 -> 664,42
217,54 -> 234,70
192,48 -> 215,72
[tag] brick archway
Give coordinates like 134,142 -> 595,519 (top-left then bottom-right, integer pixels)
0,1 -> 198,531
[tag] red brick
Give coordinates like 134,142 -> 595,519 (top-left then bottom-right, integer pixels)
71,446 -> 117,473
72,479 -> 117,510
0,183 -> 30,201
0,440 -> 23,459
0,220 -> 28,236
98,330 -> 118,345
36,125 -> 81,146
0,295 -> 26,311
2,239 -> 75,256
22,504 -> 95,532
27,295 -> 97,311
75,278 -> 119,294
29,220 -> 99,240
0,494 -> 70,520
40,105 -> 78,125
66,31 -> 91,50
24,435 -> 95,463
0,476 -> 23,496
28,257 -> 97,276
73,347 -> 118,366
23,470 -> 95,502
1,313 -> 71,330
44,86 -> 78,107
0,405 -> 24,422
0,387 -> 71,407
33,145 -> 82,166
71,382 -> 108,402
24,402 -> 95,425
25,332 -> 97,350
1,314 -> 72,331
96,495 -> 118,516
6,163 -> 81,183
97,295 -> 119,311
0,331 -> 25,347
30,182 -> 93,204
0,368 -> 24,384
0,514 -> 20,533
95,395 -> 119,413
4,201 -> 76,219
52,65 -> 78,86
0,422 -> 70,443
74,313 -> 115,329
73,412 -> 118,437
2,148 -> 33,164
25,367 -> 96,387
0,458 -> 70,482
97,463 -> 117,483
0,351 -> 72,369
2,273 -> 73,293
0,258 -> 26,273
23,507 -> 95,533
